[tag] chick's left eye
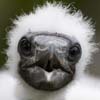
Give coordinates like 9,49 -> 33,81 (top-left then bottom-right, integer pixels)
69,46 -> 80,56
68,44 -> 81,62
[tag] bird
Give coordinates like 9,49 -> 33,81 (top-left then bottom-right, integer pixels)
0,2 -> 100,100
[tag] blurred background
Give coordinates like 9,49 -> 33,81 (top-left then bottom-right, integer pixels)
0,0 -> 100,77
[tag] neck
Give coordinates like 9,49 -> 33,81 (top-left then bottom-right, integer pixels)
16,80 -> 69,100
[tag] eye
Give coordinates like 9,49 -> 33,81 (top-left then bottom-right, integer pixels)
68,44 -> 81,62
18,37 -> 32,56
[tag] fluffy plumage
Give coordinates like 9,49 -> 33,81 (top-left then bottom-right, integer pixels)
0,2 -> 100,100
6,3 -> 96,77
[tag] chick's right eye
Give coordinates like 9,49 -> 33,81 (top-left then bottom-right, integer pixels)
18,37 -> 32,56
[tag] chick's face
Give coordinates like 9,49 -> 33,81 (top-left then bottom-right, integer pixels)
18,32 -> 81,91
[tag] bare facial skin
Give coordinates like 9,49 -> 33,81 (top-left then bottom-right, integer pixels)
18,32 -> 81,91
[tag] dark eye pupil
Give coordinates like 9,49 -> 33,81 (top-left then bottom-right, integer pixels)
20,37 -> 32,55
21,39 -> 31,51
69,46 -> 80,56
68,45 -> 81,62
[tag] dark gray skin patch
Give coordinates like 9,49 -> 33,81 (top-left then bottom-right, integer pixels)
18,32 -> 81,91
19,66 -> 73,90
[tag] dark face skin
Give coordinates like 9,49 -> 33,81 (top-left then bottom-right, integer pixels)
18,32 -> 81,91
